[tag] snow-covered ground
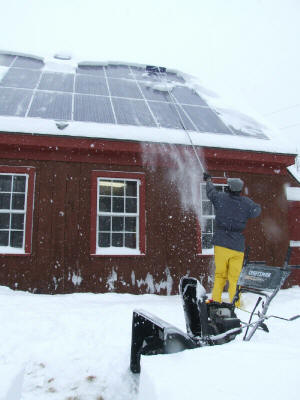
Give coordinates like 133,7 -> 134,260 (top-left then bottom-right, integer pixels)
0,285 -> 299,400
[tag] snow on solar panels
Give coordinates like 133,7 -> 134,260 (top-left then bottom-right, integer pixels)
108,78 -> 143,99
148,101 -> 196,131
105,65 -> 134,79
182,106 -> 232,134
0,68 -> 41,89
139,82 -> 172,102
0,54 -> 16,67
0,87 -> 32,116
38,72 -> 74,93
12,56 -> 44,69
0,53 -> 269,139
28,92 -> 72,120
112,98 -> 156,127
75,74 -> 108,96
76,65 -> 105,76
74,94 -> 115,124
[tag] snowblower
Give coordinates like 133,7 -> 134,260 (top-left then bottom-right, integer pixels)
130,247 -> 300,373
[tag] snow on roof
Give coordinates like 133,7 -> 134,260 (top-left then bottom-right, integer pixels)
0,51 -> 297,156
287,163 -> 300,184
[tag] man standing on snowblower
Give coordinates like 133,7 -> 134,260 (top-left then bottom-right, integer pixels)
203,173 -> 261,307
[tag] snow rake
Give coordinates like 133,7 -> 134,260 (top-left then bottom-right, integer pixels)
130,248 -> 299,373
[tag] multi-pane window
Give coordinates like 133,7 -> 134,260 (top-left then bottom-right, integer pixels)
200,182 -> 228,252
91,171 -> 145,255
98,178 -> 139,249
0,174 -> 28,250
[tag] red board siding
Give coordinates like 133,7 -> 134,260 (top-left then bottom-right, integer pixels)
288,202 -> 300,241
0,134 -> 298,293
287,202 -> 300,266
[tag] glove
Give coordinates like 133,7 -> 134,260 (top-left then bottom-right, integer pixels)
203,172 -> 211,182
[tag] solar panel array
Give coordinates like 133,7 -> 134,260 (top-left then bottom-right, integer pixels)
0,54 -> 268,139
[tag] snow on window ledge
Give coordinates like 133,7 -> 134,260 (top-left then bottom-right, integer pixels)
0,246 -> 26,255
93,247 -> 142,256
198,248 -> 214,256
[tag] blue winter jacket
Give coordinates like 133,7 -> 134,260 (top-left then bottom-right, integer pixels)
206,181 -> 261,252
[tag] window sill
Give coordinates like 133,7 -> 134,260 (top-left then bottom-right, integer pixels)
92,247 -> 144,257
0,250 -> 30,256
197,248 -> 214,256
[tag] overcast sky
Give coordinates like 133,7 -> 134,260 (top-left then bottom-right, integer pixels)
0,0 -> 299,141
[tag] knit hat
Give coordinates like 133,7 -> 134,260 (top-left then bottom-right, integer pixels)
227,178 -> 244,192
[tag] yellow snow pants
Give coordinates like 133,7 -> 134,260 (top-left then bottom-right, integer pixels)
212,245 -> 244,306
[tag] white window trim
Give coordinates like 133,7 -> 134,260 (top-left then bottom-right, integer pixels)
96,177 -> 140,255
199,182 -> 228,255
290,240 -> 300,247
0,173 -> 28,253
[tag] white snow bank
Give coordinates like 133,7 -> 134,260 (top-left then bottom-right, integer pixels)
3,366 -> 25,400
0,285 -> 299,399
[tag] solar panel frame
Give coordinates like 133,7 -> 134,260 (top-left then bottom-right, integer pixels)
108,78 -> 143,99
0,54 -> 16,67
75,74 -> 109,96
12,56 -> 44,70
38,72 -> 74,93
74,94 -> 115,124
139,82 -> 172,102
76,65 -> 105,76
105,65 -> 134,79
112,97 -> 157,127
172,86 -> 207,106
28,91 -> 72,120
0,68 -> 41,89
0,87 -> 33,117
182,105 -> 232,134
148,101 -> 196,131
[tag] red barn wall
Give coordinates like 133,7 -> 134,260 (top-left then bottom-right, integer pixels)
0,134 -> 298,293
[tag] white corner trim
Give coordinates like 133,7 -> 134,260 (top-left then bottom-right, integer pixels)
286,186 -> 300,201
290,241 -> 300,247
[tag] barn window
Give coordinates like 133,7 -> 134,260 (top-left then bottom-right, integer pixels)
0,166 -> 35,254
91,171 -> 145,255
198,179 -> 228,254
